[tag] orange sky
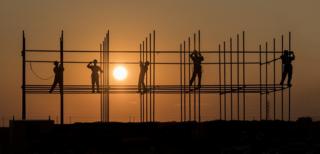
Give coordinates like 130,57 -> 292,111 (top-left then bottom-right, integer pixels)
1,0 -> 320,125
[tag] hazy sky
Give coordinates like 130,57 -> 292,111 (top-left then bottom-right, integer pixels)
1,0 -> 320,124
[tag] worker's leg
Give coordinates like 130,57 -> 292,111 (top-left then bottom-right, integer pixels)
138,74 -> 143,92
287,64 -> 293,86
91,77 -> 95,93
96,77 -> 100,93
49,78 -> 58,93
190,71 -> 197,86
141,80 -> 146,92
198,71 -> 202,88
58,80 -> 63,93
280,64 -> 288,85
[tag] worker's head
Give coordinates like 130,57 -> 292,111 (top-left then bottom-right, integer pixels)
283,50 -> 289,54
93,59 -> 98,64
193,50 -> 197,54
145,61 -> 150,65
54,61 -> 59,65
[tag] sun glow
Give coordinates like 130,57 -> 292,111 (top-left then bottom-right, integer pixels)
113,66 -> 128,81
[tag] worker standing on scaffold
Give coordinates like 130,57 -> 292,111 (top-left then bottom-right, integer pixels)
138,61 -> 149,93
189,50 -> 204,89
280,50 -> 295,87
87,59 -> 103,93
49,61 -> 64,93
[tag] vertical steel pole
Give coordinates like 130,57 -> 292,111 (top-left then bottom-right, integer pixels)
230,38 -> 233,120
198,30 -> 201,122
60,31 -> 64,125
273,38 -> 276,120
237,34 -> 240,120
140,43 -> 142,122
102,39 -> 105,122
153,30 -> 156,122
22,31 -> 26,120
223,41 -> 226,120
288,32 -> 291,121
142,41 -> 145,122
183,41 -> 186,121
242,31 -> 246,120
149,33 -> 152,122
281,35 -> 284,121
180,44 -> 183,122
188,37 -> 191,121
265,42 -> 268,120
100,43 -> 103,122
259,45 -> 262,120
219,44 -> 222,120
193,33 -> 196,121
107,31 -> 110,122
145,37 -> 148,122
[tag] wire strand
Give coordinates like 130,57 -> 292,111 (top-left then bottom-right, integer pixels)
29,62 -> 54,80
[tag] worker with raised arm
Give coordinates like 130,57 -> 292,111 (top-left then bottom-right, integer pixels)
87,59 -> 103,93
189,50 -> 204,88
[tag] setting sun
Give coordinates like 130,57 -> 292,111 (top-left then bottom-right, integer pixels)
113,65 -> 128,81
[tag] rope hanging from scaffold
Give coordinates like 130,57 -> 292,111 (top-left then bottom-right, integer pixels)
29,62 -> 54,80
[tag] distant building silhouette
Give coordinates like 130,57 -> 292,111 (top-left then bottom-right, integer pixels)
87,59 -> 103,93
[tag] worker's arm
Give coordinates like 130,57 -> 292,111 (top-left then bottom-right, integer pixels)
190,52 -> 196,60
292,53 -> 295,61
99,66 -> 103,73
87,62 -> 92,68
198,53 -> 204,61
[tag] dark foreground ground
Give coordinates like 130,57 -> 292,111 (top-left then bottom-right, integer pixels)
0,119 -> 319,153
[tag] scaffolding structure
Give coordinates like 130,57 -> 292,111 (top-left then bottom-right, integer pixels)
21,30 -> 292,124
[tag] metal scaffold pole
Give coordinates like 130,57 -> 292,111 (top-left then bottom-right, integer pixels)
288,32 -> 291,121
22,31 -> 26,120
242,31 -> 246,120
60,30 -> 64,125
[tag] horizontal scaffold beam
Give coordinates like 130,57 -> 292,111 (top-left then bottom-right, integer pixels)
25,84 -> 289,94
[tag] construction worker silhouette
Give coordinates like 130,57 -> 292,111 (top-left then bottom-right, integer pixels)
189,50 -> 204,88
138,61 -> 149,93
49,61 -> 64,93
280,50 -> 295,87
87,59 -> 103,93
